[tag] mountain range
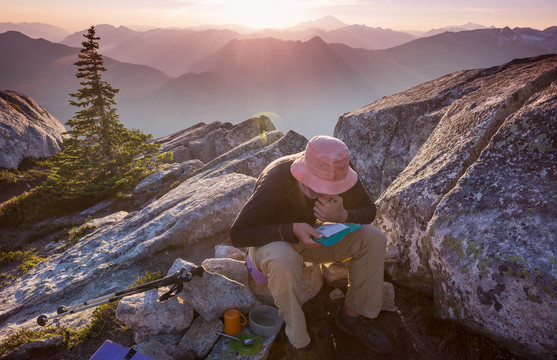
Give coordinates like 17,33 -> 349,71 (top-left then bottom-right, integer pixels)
58,23 -> 417,77
419,22 -> 493,37
1,20 -> 556,138
0,22 -> 71,42
0,17 -> 498,76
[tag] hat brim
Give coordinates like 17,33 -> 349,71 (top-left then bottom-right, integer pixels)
290,155 -> 358,195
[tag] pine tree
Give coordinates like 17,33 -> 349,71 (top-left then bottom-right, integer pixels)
45,25 -> 161,205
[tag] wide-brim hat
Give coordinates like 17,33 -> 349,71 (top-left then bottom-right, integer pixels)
290,135 -> 358,195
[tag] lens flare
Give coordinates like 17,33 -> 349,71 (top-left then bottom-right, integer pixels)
252,111 -> 282,127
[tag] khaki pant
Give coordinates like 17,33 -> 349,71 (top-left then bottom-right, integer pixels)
247,224 -> 387,348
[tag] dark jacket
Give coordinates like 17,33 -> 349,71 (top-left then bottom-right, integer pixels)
230,152 -> 376,248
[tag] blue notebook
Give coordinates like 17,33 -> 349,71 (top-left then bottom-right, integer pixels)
313,223 -> 362,246
90,340 -> 156,360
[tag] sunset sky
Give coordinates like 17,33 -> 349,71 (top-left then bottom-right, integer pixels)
1,0 -> 555,32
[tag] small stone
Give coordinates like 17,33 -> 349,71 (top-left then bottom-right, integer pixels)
202,258 -> 249,285
382,282 -> 396,312
321,262 -> 349,287
214,245 -> 246,260
249,263 -> 323,305
329,288 -> 345,301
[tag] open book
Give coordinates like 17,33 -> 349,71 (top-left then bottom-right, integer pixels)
313,223 -> 362,246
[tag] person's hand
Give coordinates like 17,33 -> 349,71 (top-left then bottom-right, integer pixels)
293,222 -> 323,248
314,195 -> 348,223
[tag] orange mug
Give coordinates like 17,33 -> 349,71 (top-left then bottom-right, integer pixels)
224,308 -> 247,335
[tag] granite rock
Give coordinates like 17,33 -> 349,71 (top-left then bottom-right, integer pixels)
0,90 -> 66,169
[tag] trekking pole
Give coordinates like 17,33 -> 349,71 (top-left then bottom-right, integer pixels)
37,266 -> 204,327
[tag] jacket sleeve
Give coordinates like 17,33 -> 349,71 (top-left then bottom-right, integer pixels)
230,168 -> 298,248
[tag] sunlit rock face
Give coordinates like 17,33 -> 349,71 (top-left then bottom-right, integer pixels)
336,54 -> 557,358
0,90 -> 66,168
0,117 -> 307,343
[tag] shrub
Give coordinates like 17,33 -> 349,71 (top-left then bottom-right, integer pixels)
6,100 -> 24,114
0,327 -> 63,356
0,169 -> 19,188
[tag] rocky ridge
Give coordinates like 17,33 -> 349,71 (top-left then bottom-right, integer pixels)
0,90 -> 66,169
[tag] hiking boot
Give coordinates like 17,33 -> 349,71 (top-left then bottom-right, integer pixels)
335,309 -> 393,354
285,342 -> 318,360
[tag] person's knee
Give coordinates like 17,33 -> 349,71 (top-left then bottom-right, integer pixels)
259,243 -> 304,278
358,224 -> 387,251
266,252 -> 303,275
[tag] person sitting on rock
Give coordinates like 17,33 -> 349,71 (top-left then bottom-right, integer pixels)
230,135 -> 393,358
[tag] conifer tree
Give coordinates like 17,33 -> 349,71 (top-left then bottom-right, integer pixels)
45,25 -> 161,204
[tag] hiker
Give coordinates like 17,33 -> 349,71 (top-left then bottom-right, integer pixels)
230,135 -> 393,357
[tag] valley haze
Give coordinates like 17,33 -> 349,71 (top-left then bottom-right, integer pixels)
1,16 -> 556,139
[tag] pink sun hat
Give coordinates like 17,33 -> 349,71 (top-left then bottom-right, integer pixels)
290,135 -> 358,195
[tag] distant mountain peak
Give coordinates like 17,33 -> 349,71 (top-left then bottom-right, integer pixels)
307,35 -> 327,44
61,24 -> 140,48
0,21 -> 70,42
290,15 -> 347,32
461,21 -> 486,28
421,23 -> 492,38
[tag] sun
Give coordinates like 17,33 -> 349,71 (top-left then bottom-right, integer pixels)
222,0 -> 307,29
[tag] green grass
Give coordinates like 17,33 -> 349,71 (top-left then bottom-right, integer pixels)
0,186 -> 107,229
0,250 -> 46,289
0,158 -> 53,191
53,225 -> 95,245
6,100 -> 24,114
18,254 -> 46,273
0,164 -> 160,229
65,302 -> 124,349
0,169 -> 19,187
24,222 -> 80,245
0,250 -> 29,266
0,156 -> 98,228
132,271 -> 164,287
0,326 -> 63,355
0,302 -> 127,357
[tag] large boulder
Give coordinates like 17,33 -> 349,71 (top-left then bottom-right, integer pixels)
132,160 -> 203,196
154,116 -> 275,164
0,90 -> 66,168
335,55 -> 557,358
196,129 -> 307,180
428,81 -> 557,357
133,118 -> 302,208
